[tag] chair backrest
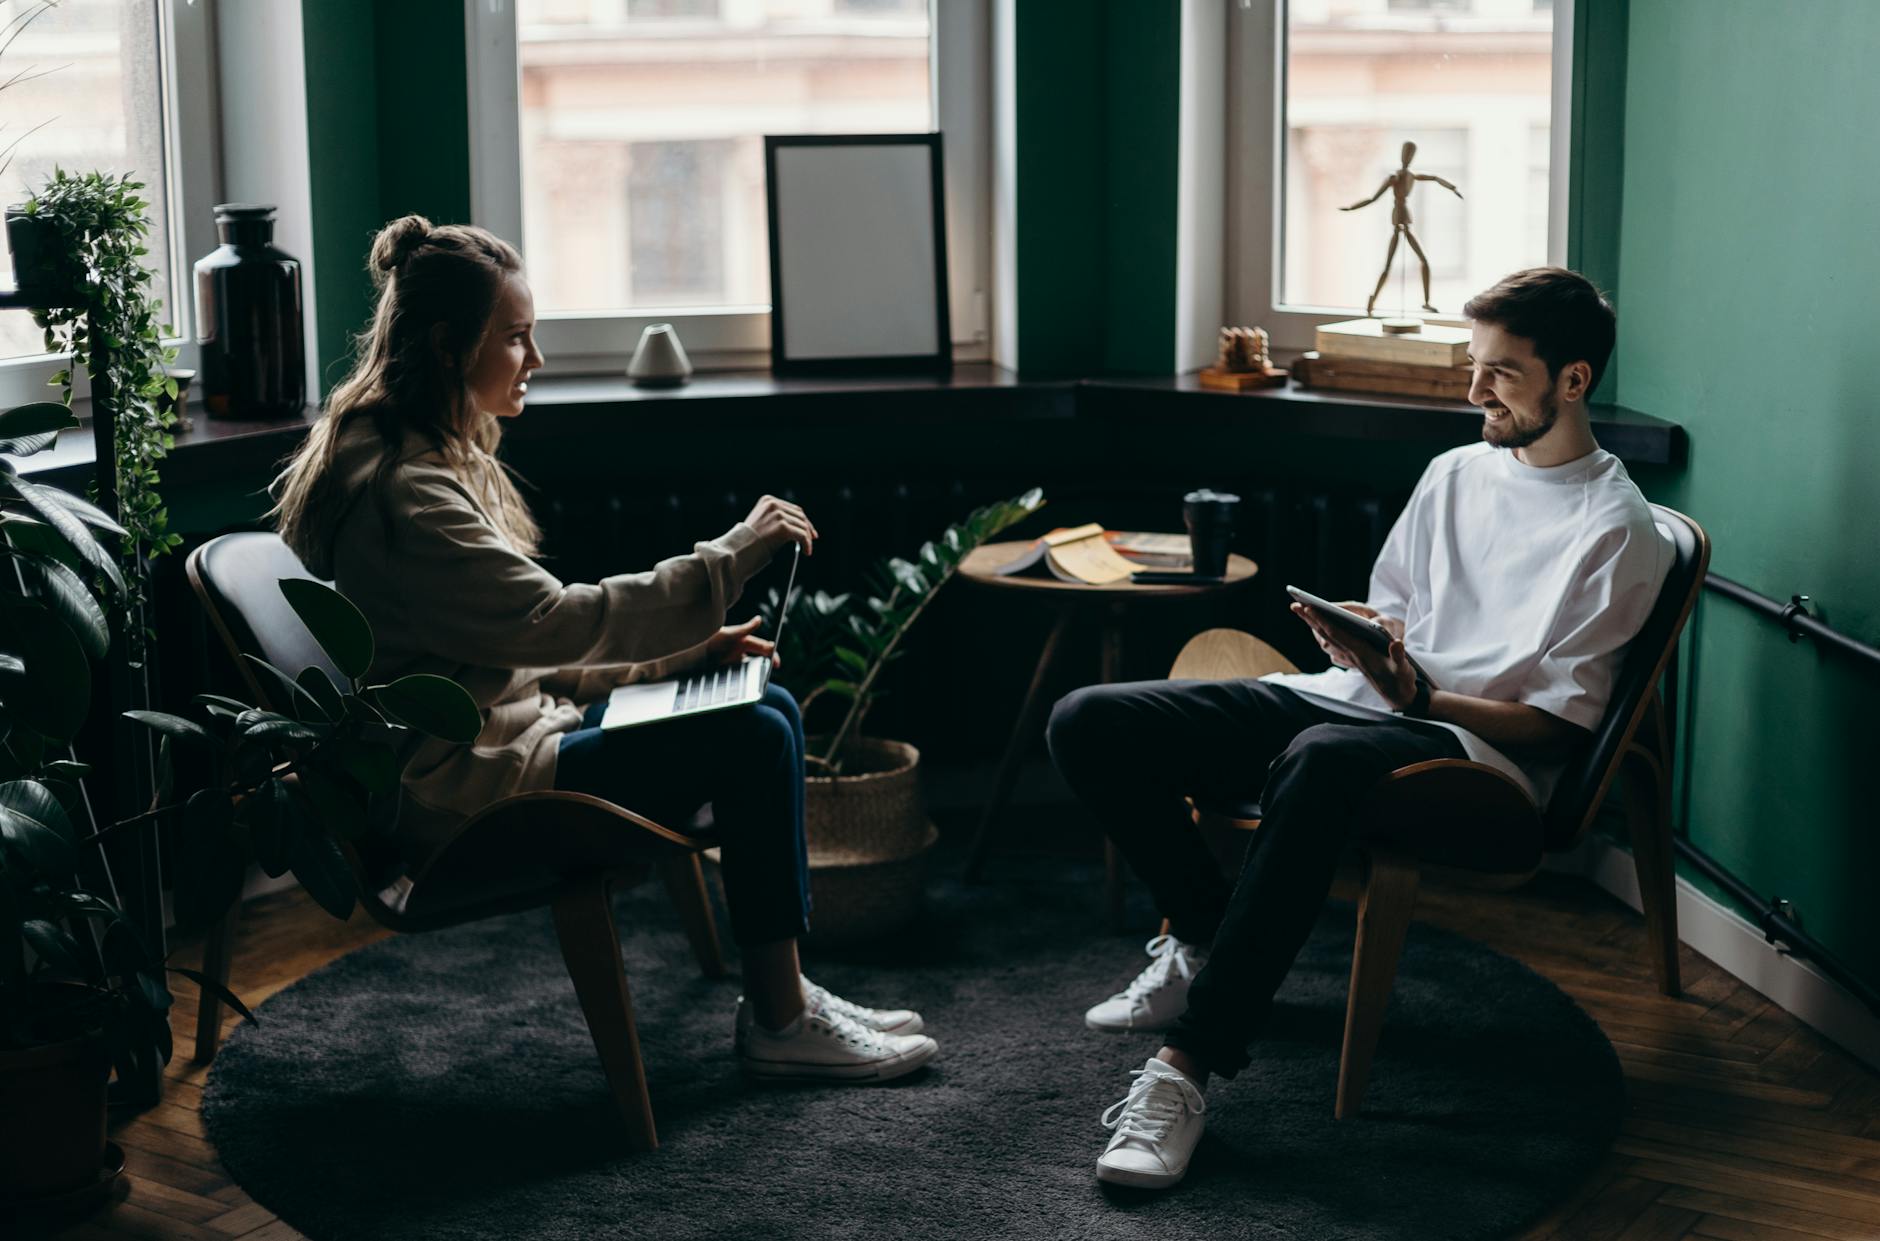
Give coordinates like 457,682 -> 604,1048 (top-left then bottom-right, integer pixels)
186,532 -> 347,703
1541,505 -> 1710,850
187,533 -> 411,893
1169,629 -> 1300,681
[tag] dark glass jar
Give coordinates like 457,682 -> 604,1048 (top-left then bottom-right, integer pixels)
193,203 -> 305,419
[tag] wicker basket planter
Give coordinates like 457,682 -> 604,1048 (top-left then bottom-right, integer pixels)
800,737 -> 936,947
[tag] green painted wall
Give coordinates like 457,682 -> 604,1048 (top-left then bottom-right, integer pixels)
300,0 -> 383,399
373,3 -> 473,231
1564,0 -> 1627,402
300,0 -> 472,398
1013,0 -> 1179,376
1615,1 -> 1880,990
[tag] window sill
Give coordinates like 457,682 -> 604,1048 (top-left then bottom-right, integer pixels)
17,403 -> 317,488
1078,374 -> 1685,467
13,363 -> 1685,491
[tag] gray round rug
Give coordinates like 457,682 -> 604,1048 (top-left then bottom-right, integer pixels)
202,855 -> 1623,1241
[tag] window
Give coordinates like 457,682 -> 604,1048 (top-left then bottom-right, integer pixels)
0,0 -> 217,406
1231,0 -> 1566,353
624,140 -> 731,306
472,0 -> 988,369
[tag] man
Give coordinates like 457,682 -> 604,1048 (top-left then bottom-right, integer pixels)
1047,267 -> 1671,1190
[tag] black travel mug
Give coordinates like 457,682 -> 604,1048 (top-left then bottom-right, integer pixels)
1183,489 -> 1239,578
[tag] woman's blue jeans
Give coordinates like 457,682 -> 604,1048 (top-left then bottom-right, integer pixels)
555,683 -> 811,947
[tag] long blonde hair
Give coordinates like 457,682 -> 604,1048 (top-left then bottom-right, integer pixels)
272,215 -> 542,564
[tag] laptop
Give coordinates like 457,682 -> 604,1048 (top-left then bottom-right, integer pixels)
600,543 -> 800,730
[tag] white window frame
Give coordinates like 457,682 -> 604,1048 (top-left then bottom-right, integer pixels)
1227,0 -> 1574,358
0,0 -> 221,411
465,0 -> 990,374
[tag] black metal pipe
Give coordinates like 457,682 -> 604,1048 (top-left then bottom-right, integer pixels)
1672,837 -> 1880,1018
1705,573 -> 1880,670
1679,571 -> 1880,1018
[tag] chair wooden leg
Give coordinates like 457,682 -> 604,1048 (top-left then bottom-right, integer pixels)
660,851 -> 727,978
551,875 -> 658,1151
965,608 -> 1074,882
191,900 -> 241,1065
1335,851 -> 1420,1120
1623,746 -> 1682,997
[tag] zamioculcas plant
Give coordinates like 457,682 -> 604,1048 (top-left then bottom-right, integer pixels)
764,488 -> 1044,775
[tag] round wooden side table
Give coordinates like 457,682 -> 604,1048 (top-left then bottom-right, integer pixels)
957,540 -> 1258,926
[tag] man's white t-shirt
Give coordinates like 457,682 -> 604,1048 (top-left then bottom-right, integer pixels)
1262,442 -> 1673,805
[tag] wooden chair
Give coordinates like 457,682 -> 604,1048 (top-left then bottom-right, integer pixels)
1161,505 -> 1709,1118
185,532 -> 728,1151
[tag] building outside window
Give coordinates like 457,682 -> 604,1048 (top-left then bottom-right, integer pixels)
1240,0 -> 1559,344
514,0 -> 933,321
624,139 -> 732,306
0,0 -> 174,363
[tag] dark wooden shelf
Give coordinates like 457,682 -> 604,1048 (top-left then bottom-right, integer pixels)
15,362 -> 1686,488
19,405 -> 316,489
1081,373 -> 1686,466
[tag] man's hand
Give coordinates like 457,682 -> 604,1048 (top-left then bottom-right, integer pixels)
705,616 -> 779,668
1290,602 -> 1417,709
1336,601 -> 1405,642
743,495 -> 819,557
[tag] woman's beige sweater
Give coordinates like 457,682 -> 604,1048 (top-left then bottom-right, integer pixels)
286,417 -> 771,852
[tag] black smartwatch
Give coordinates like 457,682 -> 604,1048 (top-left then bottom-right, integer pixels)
1397,673 -> 1432,720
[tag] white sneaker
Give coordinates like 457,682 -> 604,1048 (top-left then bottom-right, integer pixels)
1096,1058 -> 1208,1189
1085,934 -> 1207,1033
802,976 -> 924,1036
737,996 -> 939,1083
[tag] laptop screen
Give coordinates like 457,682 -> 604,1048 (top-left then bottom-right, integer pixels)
770,542 -> 802,651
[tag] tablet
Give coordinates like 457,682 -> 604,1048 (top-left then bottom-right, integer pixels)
1285,585 -> 1394,654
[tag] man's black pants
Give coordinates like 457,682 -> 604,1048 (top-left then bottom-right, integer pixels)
1046,678 -> 1469,1079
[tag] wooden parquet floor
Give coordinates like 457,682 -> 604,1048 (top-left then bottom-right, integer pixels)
36,869 -> 1880,1241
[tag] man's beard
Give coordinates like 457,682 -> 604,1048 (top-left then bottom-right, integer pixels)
1482,391 -> 1558,449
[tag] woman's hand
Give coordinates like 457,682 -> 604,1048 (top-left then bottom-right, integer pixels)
1290,602 -> 1416,709
705,616 -> 779,668
743,495 -> 819,557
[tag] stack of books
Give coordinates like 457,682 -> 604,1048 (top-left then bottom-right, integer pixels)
1291,318 -> 1473,401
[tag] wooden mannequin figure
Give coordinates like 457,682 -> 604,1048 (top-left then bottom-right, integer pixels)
1342,140 -> 1464,317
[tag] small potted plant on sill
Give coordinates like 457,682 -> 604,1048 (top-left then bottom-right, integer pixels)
1,401 -> 481,1209
4,202 -> 77,307
758,488 -> 1044,945
18,171 -> 189,592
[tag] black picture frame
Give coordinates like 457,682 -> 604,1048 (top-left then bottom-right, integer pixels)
764,132 -> 951,378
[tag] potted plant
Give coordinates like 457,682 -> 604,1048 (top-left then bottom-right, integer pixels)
760,489 -> 1043,944
0,163 -> 249,1153
20,171 -> 188,597
4,202 -> 75,306
1,402 -> 480,1205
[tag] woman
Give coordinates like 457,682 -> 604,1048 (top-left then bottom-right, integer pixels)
270,215 -> 937,1082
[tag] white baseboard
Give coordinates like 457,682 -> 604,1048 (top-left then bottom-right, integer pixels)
1546,834 -> 1880,1072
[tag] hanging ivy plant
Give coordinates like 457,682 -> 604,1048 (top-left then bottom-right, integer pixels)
19,169 -> 184,648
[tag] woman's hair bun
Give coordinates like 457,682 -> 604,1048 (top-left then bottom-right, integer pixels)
369,214 -> 433,283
